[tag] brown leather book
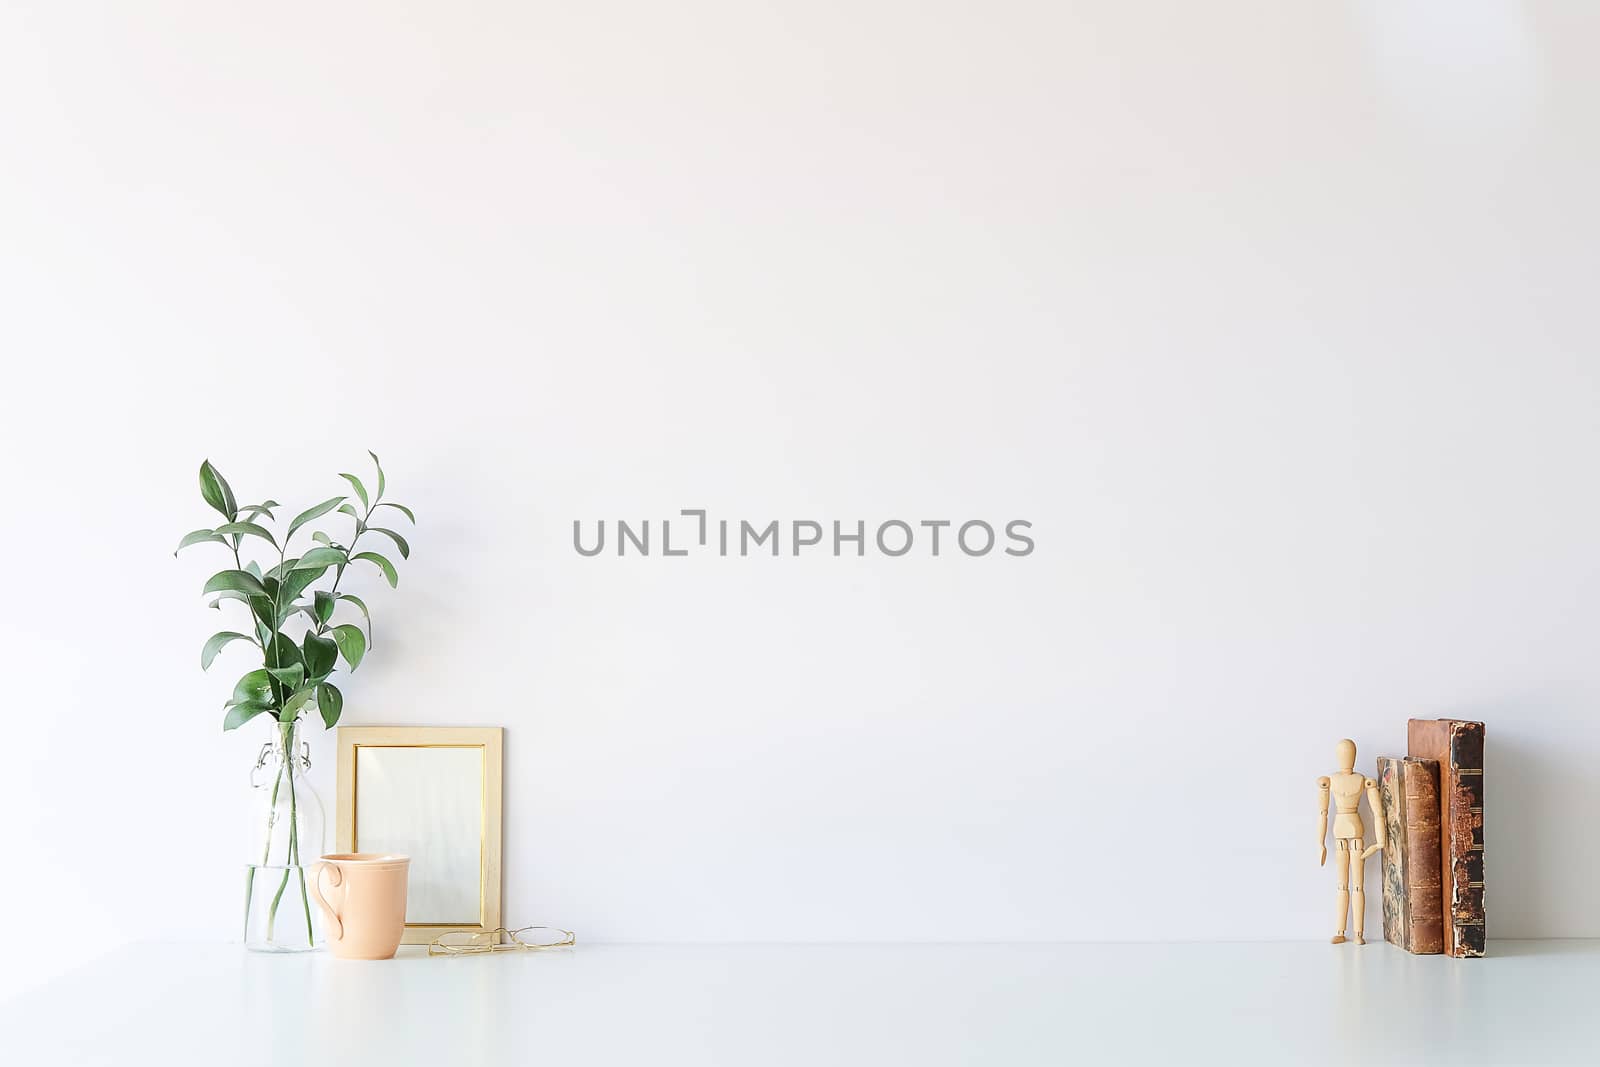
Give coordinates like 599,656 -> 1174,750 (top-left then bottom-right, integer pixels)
1377,756 -> 1443,954
1407,719 -> 1486,957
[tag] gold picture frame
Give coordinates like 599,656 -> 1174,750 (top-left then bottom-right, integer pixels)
336,726 -> 503,945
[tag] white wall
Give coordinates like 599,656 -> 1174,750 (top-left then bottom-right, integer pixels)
3,1 -> 1598,996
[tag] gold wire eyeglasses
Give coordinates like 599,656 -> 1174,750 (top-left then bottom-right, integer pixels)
428,926 -> 577,956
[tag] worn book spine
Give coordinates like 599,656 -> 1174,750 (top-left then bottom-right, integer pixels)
1407,719 -> 1487,958
1378,756 -> 1443,954
1377,757 -> 1409,949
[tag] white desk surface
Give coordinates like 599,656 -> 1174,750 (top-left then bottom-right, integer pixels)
1,940 -> 1592,1065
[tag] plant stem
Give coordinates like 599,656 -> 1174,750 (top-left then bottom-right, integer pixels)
264,722 -> 298,942
231,543 -> 268,658
284,723 -> 315,946
254,758 -> 286,940
314,501 -> 374,638
267,866 -> 291,942
268,540 -> 289,707
242,867 -> 254,942
263,722 -> 315,947
298,867 -> 314,947
262,760 -> 284,867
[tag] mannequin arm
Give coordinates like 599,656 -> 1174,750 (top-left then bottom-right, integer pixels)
1316,777 -> 1330,865
1360,777 -> 1386,860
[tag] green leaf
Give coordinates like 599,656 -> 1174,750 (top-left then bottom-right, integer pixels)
369,527 -> 410,560
238,500 -> 280,523
278,564 -> 327,607
281,687 -> 318,720
245,560 -> 264,580
331,624 -> 366,670
175,529 -> 225,555
302,632 -> 337,678
313,591 -> 336,626
203,569 -> 269,599
208,590 -> 250,611
292,547 -> 348,570
248,587 -> 276,635
338,473 -> 369,510
223,702 -> 273,731
201,631 -> 252,670
368,451 -> 385,501
231,669 -> 275,708
311,531 -> 331,546
280,602 -> 316,625
318,682 -> 344,729
264,630 -> 303,671
260,585 -> 288,630
352,551 -> 397,588
374,502 -> 415,524
338,593 -> 372,646
199,460 -> 237,520
249,592 -> 275,636
337,503 -> 365,530
267,663 -> 305,687
287,496 -> 346,540
213,521 -> 278,549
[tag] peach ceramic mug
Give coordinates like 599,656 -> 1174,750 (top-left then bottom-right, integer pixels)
307,853 -> 411,960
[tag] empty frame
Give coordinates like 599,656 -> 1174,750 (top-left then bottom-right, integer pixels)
336,726 -> 503,944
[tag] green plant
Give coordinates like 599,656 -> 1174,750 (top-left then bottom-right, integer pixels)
176,452 -> 414,946
177,452 -> 413,731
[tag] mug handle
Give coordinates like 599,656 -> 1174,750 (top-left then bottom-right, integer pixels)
307,861 -> 345,941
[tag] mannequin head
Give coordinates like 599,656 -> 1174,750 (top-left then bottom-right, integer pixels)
1335,738 -> 1356,772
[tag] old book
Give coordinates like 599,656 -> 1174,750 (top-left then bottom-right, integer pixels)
1407,719 -> 1487,957
1377,756 -> 1443,954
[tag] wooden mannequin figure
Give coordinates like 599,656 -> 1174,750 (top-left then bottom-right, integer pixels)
1317,739 -> 1387,944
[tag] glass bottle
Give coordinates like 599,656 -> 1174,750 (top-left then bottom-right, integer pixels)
243,718 -> 326,952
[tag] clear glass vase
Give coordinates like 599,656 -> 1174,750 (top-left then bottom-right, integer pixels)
244,719 -> 326,952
